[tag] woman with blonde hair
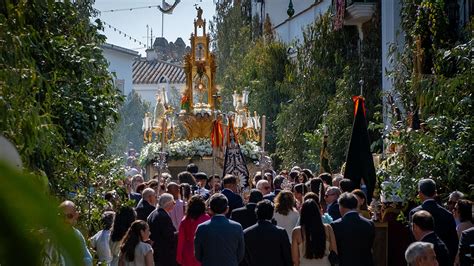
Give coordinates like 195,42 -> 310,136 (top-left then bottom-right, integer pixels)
274,190 -> 300,242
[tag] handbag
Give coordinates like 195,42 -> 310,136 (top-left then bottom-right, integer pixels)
328,250 -> 339,266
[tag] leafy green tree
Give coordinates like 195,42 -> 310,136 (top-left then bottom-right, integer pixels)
108,91 -> 150,157
275,13 -> 364,169
0,0 -> 122,178
210,0 -> 253,110
234,40 -> 291,153
211,1 -> 290,154
0,0 -> 126,249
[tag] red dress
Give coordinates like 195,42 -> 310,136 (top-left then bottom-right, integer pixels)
176,213 -> 211,266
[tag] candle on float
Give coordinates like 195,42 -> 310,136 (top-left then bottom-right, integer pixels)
147,113 -> 152,130
161,118 -> 167,151
261,115 -> 266,152
162,87 -> 167,105
142,116 -> 147,131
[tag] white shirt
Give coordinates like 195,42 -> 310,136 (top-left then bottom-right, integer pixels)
274,210 -> 300,243
90,229 -> 112,263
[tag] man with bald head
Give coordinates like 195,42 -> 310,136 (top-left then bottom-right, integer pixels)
135,188 -> 157,221
167,182 -> 185,230
59,200 -> 93,266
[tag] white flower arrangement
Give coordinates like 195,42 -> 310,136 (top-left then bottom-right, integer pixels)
139,139 -> 261,166
240,141 -> 261,161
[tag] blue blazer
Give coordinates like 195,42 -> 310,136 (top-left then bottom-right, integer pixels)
222,188 -> 244,217
194,215 -> 245,266
327,202 -> 341,220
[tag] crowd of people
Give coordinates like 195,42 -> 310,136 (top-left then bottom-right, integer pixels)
57,158 -> 473,266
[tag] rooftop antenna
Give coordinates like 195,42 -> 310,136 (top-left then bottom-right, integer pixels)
146,25 -> 149,48
150,28 -> 153,48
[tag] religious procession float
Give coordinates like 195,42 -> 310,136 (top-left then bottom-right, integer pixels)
138,8 -> 270,189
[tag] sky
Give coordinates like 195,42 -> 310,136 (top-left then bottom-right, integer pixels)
93,0 -> 217,55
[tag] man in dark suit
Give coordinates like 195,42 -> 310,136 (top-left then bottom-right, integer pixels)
325,186 -> 342,220
243,199 -> 292,266
458,227 -> 474,266
194,193 -> 245,266
135,188 -> 156,221
231,189 -> 263,229
147,193 -> 177,266
409,178 -> 458,263
331,192 -> 375,266
221,174 -> 244,218
412,210 -> 450,266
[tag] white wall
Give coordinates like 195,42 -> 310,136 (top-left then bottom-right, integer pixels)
133,83 -> 186,110
255,0 -> 331,44
102,47 -> 137,96
381,0 -> 404,133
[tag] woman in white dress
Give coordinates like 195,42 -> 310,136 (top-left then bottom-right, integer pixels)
119,220 -> 154,266
274,190 -> 300,242
291,199 -> 337,266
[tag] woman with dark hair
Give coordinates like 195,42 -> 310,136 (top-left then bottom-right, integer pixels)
454,199 -> 473,238
352,189 -> 370,219
180,183 -> 192,203
291,199 -> 337,266
296,172 -> 309,184
110,206 -> 136,266
119,220 -> 153,266
274,191 -> 300,242
293,183 -> 307,210
176,195 -> 210,266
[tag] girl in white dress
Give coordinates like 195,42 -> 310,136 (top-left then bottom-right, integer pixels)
291,199 -> 337,266
119,220 -> 154,266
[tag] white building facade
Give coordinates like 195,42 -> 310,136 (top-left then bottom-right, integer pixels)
101,43 -> 139,96
132,57 -> 186,109
252,0 -> 332,44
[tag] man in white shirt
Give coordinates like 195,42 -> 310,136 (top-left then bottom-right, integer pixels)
89,211 -> 114,264
195,172 -> 210,199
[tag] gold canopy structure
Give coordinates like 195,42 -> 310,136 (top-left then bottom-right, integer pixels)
179,7 -> 217,139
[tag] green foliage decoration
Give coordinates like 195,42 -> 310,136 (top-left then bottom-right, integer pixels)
382,2 -> 473,201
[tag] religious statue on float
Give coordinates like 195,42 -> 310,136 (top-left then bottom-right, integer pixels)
142,88 -> 175,143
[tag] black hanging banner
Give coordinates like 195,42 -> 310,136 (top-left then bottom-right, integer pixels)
344,96 -> 376,202
222,117 -> 249,188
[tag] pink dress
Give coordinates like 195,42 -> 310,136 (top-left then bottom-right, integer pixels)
176,213 -> 210,266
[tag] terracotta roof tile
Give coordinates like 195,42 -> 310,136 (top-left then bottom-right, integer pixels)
133,59 -> 186,84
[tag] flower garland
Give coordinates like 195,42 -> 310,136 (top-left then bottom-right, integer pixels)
139,139 -> 261,166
